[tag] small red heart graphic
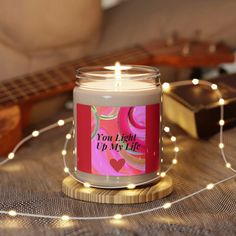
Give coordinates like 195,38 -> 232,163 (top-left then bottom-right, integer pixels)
110,159 -> 125,172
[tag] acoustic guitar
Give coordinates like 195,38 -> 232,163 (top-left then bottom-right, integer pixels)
0,38 -> 234,156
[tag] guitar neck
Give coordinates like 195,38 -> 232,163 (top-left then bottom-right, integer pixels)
0,38 -> 234,108
0,45 -> 151,107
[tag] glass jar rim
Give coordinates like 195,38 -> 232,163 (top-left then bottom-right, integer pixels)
76,65 -> 160,80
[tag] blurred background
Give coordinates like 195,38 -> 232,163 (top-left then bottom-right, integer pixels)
1,0 -> 236,81
1,0 -> 236,149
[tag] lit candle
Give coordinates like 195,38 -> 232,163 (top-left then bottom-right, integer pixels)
74,63 -> 162,188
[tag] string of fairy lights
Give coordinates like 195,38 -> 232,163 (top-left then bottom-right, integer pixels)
0,79 -> 235,222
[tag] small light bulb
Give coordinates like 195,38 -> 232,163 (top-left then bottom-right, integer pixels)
219,98 -> 225,105
113,214 -> 122,220
160,172 -> 166,178
192,78 -> 199,85
58,120 -> 65,126
8,152 -> 15,160
61,215 -> 70,221
162,82 -> 170,92
8,210 -> 17,216
127,184 -> 136,189
64,167 -> 69,173
174,147 -> 179,152
156,172 -> 160,176
172,159 -> 177,164
219,143 -> 224,149
163,202 -> 172,209
226,163 -> 231,168
164,126 -> 170,133
161,158 -> 164,163
219,120 -> 225,126
206,183 -> 214,190
61,150 -> 67,155
211,84 -> 218,90
32,130 -> 39,137
171,136 -> 176,142
66,134 -> 72,140
83,182 -> 91,188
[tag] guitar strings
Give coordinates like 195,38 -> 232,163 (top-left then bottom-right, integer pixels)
0,39 -> 222,104
0,46 -> 148,104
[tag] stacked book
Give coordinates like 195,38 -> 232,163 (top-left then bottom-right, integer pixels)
163,73 -> 236,138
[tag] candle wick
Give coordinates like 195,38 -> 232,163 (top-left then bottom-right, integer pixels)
115,62 -> 122,90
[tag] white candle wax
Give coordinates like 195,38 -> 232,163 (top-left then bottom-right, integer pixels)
74,79 -> 161,106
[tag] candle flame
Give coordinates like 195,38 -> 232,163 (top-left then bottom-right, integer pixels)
104,62 -> 132,89
104,63 -> 131,73
115,62 -> 121,81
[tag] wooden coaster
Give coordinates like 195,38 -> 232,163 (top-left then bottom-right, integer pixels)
62,176 -> 173,204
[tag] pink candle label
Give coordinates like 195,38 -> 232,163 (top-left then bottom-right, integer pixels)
76,103 -> 160,176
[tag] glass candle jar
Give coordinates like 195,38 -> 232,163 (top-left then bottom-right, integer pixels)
73,64 -> 162,188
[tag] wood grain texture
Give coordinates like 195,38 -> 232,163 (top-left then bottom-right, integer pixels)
0,105 -> 22,155
62,175 -> 173,204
